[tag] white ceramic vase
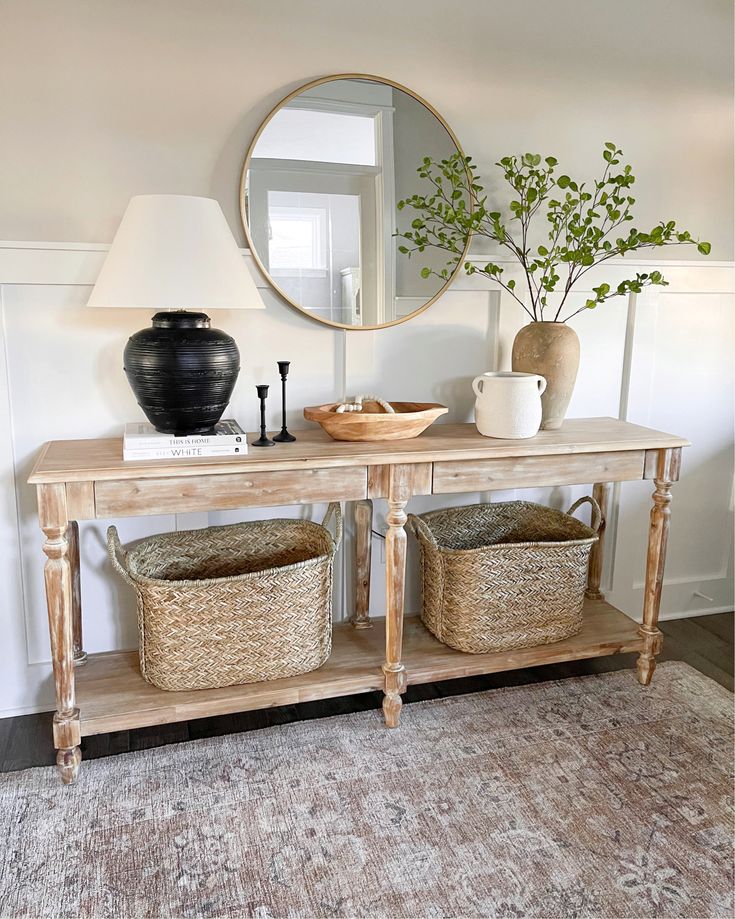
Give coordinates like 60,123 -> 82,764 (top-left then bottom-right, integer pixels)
472,371 -> 547,439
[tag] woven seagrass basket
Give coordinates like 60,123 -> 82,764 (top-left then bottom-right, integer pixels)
408,497 -> 600,654
107,504 -> 341,691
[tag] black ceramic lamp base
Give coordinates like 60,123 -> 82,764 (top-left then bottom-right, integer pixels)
124,310 -> 240,435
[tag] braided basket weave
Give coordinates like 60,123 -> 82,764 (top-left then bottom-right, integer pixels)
408,498 -> 600,654
108,505 -> 341,691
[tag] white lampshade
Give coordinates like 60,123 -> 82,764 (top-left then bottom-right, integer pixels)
87,195 -> 265,310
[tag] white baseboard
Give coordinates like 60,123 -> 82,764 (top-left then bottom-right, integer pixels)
0,701 -> 54,719
658,606 -> 733,621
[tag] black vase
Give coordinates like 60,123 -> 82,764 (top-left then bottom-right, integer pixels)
124,311 -> 240,435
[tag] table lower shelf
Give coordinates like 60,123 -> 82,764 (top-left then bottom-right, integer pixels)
76,598 -> 644,736
76,600 -> 643,736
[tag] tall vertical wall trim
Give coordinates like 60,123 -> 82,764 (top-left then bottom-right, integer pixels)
0,283 -> 33,666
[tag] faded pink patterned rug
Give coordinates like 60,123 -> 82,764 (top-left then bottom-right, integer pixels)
0,661 -> 732,918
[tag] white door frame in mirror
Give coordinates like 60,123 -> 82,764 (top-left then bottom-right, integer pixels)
239,73 -> 470,331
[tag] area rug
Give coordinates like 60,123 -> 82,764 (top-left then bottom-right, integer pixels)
0,662 -> 732,919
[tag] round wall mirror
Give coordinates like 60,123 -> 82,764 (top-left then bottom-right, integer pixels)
240,74 -> 469,330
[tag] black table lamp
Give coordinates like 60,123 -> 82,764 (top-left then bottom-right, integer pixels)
87,195 -> 265,435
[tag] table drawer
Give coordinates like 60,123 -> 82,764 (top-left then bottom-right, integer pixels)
433,450 -> 646,493
95,466 -> 368,517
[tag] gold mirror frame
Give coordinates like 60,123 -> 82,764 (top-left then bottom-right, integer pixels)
239,73 -> 470,331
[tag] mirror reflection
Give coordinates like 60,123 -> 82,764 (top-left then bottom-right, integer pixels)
241,77 -> 466,329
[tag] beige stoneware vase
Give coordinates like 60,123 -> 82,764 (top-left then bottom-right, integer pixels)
512,321 -> 580,430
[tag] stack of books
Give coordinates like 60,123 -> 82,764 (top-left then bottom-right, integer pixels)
123,420 -> 248,461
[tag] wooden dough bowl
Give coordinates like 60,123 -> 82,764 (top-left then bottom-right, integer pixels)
303,401 -> 448,442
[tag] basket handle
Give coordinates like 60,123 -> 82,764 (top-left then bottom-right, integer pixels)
106,526 -> 137,587
407,512 -> 439,549
567,496 -> 603,533
321,502 -> 343,548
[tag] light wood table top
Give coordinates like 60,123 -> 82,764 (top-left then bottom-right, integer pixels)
29,417 -> 688,484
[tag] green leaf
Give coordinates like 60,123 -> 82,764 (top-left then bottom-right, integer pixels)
507,279 -> 516,290
697,241 -> 712,255
604,142 -> 617,151
557,175 -> 571,188
545,156 -> 558,167
420,267 -> 431,279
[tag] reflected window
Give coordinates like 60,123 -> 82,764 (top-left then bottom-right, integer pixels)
256,108 -> 376,166
268,204 -> 327,276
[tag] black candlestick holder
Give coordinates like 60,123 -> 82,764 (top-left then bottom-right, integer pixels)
273,360 -> 296,443
251,384 -> 275,447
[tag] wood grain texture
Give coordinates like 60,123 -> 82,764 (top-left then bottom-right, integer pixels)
586,482 -> 611,601
433,451 -> 645,493
351,500 -> 373,630
303,402 -> 448,441
637,449 -> 677,686
75,601 -> 643,736
367,463 -> 432,498
94,466 -> 367,517
39,485 -> 81,784
382,465 -> 413,728
67,521 -> 87,666
65,481 -> 95,520
29,419 -> 689,485
37,482 -> 67,529
644,445 -> 682,481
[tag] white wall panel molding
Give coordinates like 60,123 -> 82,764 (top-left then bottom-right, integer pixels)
0,241 -> 732,716
608,282 -> 735,620
2,240 -> 731,292
0,241 -> 268,289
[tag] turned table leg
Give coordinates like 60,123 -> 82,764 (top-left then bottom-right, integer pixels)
351,499 -> 373,630
67,520 -> 87,665
586,482 -> 610,600
637,448 -> 680,686
39,484 -> 81,784
382,467 -> 411,727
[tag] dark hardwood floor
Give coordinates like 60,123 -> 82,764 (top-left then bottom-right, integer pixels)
1,613 -> 732,774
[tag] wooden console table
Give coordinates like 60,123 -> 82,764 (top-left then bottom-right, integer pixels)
29,417 -> 687,784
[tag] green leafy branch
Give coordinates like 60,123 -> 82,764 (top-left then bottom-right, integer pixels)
396,144 -> 710,322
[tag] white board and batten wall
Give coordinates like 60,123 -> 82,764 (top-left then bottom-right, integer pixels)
0,240 -> 732,717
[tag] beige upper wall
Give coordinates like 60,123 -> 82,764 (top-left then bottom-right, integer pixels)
1,0 -> 733,258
